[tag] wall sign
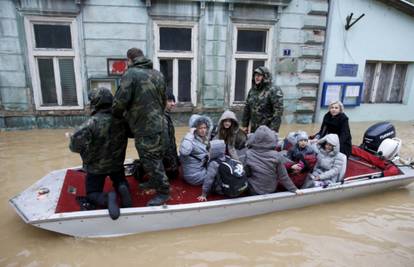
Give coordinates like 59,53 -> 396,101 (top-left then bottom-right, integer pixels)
335,64 -> 358,77
321,82 -> 363,107
89,78 -> 119,96
107,58 -> 128,76
283,49 -> 291,56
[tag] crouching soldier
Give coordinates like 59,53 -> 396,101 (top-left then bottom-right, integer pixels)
69,87 -> 132,220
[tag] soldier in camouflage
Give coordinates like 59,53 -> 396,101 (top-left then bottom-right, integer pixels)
162,92 -> 180,180
69,87 -> 132,220
113,48 -> 170,206
241,66 -> 284,133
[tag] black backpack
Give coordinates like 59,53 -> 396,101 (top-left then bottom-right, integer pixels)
215,156 -> 248,197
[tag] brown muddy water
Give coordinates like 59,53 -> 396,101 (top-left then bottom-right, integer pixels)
1,121 -> 414,266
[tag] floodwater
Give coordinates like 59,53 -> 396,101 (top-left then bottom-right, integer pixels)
1,121 -> 414,266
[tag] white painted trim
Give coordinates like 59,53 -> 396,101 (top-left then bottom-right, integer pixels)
32,50 -> 75,57
230,24 -> 273,105
53,57 -> 62,106
24,16 -> 83,110
152,20 -> 198,106
246,60 -> 253,96
173,58 -> 179,99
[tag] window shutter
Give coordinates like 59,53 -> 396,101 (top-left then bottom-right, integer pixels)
389,64 -> 407,103
59,58 -> 78,106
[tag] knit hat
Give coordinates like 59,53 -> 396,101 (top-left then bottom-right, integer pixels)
295,131 -> 309,143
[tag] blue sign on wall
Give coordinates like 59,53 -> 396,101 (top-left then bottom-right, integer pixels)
335,64 -> 358,77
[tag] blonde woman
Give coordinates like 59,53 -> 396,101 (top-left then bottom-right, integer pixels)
313,101 -> 352,157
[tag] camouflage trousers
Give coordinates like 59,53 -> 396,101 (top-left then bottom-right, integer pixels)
135,134 -> 170,194
250,116 -> 282,133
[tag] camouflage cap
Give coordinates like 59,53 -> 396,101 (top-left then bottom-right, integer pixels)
253,66 -> 272,84
88,87 -> 113,110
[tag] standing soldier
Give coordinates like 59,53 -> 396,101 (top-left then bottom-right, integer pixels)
113,48 -> 169,206
69,87 -> 132,220
241,66 -> 284,133
163,92 -> 180,180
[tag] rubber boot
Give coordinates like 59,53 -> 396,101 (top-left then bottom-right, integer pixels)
147,193 -> 170,206
118,183 -> 132,208
107,191 -> 120,220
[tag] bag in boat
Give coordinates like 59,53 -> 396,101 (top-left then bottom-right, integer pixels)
215,156 -> 248,197
361,122 -> 396,154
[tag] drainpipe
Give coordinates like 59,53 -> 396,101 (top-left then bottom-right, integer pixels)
314,0 -> 333,123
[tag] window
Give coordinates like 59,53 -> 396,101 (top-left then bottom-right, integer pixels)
231,26 -> 272,104
153,22 -> 197,105
363,62 -> 408,103
25,16 -> 83,110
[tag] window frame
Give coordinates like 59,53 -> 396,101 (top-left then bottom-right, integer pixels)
25,16 -> 83,110
363,61 -> 408,104
230,24 -> 273,106
153,20 -> 198,106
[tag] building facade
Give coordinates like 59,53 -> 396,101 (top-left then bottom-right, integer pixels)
316,0 -> 414,122
0,0 -> 328,129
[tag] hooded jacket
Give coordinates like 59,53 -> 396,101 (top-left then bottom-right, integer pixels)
241,66 -> 284,133
70,88 -> 128,174
213,110 -> 246,160
112,55 -> 166,137
179,115 -> 213,185
311,134 -> 347,183
242,125 -> 297,194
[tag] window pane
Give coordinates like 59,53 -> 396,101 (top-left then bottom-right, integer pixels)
34,24 -> 72,49
389,64 -> 407,103
37,58 -> 57,105
237,30 -> 267,52
235,60 -> 248,101
160,27 -> 191,51
253,60 -> 265,71
59,58 -> 78,106
363,63 -> 376,102
178,60 -> 191,102
160,59 -> 173,93
375,63 -> 393,102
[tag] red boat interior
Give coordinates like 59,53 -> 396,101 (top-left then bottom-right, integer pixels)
55,146 -> 399,213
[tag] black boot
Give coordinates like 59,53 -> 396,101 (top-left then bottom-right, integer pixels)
107,192 -> 120,220
147,193 -> 170,206
118,183 -> 132,208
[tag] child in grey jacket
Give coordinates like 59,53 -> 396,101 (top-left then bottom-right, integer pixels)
302,134 -> 347,188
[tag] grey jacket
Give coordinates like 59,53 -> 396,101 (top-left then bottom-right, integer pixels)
242,125 -> 297,195
179,115 -> 213,185
311,134 -> 347,183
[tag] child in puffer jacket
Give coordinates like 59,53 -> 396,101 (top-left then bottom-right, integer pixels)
302,134 -> 347,188
285,131 -> 317,174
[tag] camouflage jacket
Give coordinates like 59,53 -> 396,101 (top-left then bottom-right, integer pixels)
69,109 -> 128,174
241,83 -> 284,133
162,111 -> 179,170
113,56 -> 166,137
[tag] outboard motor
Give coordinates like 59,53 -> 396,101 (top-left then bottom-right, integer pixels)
377,138 -> 402,160
361,122 -> 396,154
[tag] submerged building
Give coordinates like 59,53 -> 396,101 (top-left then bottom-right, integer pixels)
0,0 -> 413,130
